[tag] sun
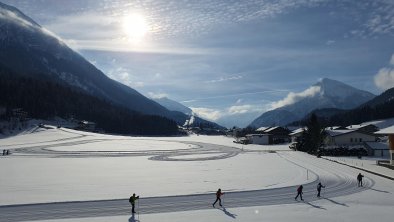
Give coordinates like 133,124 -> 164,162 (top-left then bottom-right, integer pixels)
122,14 -> 150,43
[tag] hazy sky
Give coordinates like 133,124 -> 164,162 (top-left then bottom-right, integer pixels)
3,0 -> 394,127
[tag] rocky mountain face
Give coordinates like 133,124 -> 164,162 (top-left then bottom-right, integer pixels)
249,78 -> 375,127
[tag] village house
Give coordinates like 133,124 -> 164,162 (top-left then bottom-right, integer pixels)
246,126 -> 291,145
375,125 -> 394,165
323,129 -> 377,146
289,127 -> 306,143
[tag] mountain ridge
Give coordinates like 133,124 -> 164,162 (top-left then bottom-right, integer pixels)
249,78 -> 375,127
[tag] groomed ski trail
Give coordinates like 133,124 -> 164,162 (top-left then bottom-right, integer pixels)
0,151 -> 374,222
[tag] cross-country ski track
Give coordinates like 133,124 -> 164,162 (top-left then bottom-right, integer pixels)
0,141 -> 374,222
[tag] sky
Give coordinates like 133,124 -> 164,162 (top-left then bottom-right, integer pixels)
2,0 -> 394,127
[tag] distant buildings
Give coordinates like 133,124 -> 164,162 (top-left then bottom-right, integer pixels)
375,125 -> 394,165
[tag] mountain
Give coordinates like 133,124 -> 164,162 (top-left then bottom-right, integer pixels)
249,78 -> 375,127
0,2 -> 224,130
0,2 -> 170,116
152,97 -> 192,115
361,87 -> 394,108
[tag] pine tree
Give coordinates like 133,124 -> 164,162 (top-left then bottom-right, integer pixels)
301,114 -> 325,154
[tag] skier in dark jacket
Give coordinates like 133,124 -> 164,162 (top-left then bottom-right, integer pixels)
295,185 -> 303,201
357,173 -> 364,187
317,182 -> 325,197
129,193 -> 139,214
212,188 -> 225,207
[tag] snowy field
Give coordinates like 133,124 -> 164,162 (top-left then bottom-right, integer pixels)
0,126 -> 393,222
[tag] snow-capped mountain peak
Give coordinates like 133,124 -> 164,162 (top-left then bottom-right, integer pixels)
249,78 -> 375,127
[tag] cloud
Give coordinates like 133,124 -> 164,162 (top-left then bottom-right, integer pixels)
374,68 -> 394,90
228,105 -> 256,115
326,40 -> 335,45
0,7 -> 36,28
191,107 -> 223,121
181,89 -> 289,103
206,75 -> 243,83
148,92 -> 168,99
270,85 -> 322,109
374,54 -> 394,90
191,103 -> 264,121
107,67 -> 144,88
391,54 -> 394,65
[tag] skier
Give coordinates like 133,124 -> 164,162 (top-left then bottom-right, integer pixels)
212,188 -> 225,207
295,185 -> 303,201
6,150 -> 9,155
2,149 -> 5,156
129,193 -> 139,214
357,173 -> 364,187
317,182 -> 325,197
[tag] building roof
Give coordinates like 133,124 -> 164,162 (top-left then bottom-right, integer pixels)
346,123 -> 376,130
256,126 -> 271,132
375,125 -> 394,134
289,127 -> 306,136
325,129 -> 356,137
324,126 -> 344,130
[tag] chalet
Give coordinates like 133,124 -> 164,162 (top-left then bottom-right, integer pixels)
247,126 -> 290,144
375,125 -> 394,165
323,129 -> 376,146
289,127 -> 306,143
245,134 -> 270,145
263,126 -> 291,144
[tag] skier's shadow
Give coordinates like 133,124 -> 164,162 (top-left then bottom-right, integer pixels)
128,213 -> 140,222
218,207 -> 237,219
369,188 -> 390,193
322,197 -> 348,207
304,201 -> 326,210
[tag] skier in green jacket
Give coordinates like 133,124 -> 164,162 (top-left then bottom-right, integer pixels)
129,193 -> 140,214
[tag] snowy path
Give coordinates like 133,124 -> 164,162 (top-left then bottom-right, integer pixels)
0,152 -> 373,222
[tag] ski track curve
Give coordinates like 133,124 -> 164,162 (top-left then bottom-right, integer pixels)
0,150 -> 374,221
1,129 -> 374,221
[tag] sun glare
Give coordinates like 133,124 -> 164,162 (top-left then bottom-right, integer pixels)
122,14 -> 150,43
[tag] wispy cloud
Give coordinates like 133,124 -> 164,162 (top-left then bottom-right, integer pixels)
31,0 -> 336,53
107,67 -> 144,88
191,107 -> 223,121
148,92 -> 168,99
326,40 -> 335,45
205,75 -> 243,83
270,86 -> 322,109
374,54 -> 394,90
191,102 -> 265,122
182,90 -> 289,103
0,7 -> 36,28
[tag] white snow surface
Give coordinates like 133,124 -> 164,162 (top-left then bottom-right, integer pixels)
0,126 -> 393,222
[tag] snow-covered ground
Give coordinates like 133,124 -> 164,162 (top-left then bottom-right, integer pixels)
0,126 -> 393,222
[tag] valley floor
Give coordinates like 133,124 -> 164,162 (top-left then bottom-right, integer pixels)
0,127 -> 393,222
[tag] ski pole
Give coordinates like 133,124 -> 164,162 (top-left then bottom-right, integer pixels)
138,199 -> 140,221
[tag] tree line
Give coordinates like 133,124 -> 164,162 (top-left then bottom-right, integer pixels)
0,68 -> 179,135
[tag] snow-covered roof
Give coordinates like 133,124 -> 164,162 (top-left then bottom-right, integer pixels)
346,124 -> 376,130
256,126 -> 271,132
375,125 -> 394,134
264,126 -> 281,133
325,126 -> 343,130
325,129 -> 356,137
289,127 -> 306,136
